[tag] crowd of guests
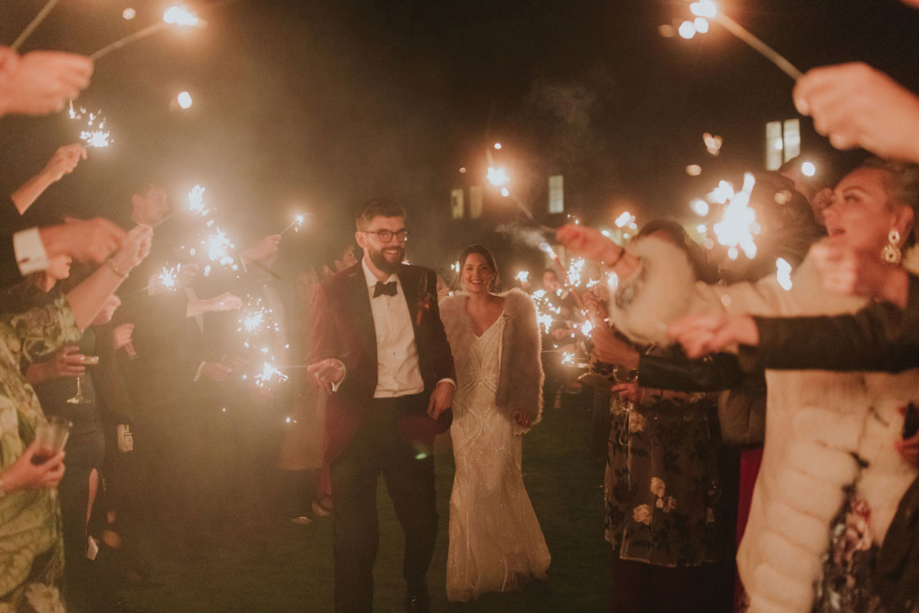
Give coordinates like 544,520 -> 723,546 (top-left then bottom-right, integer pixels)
5,7 -> 919,613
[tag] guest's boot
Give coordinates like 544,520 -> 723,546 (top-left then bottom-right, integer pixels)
404,582 -> 430,613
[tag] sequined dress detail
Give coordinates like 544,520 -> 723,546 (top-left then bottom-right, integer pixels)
446,315 -> 550,601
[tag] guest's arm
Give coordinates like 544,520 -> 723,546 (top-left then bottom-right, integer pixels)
10,144 -> 86,214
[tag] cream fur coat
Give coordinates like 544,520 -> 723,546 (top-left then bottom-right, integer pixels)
439,289 -> 544,430
611,237 -> 919,613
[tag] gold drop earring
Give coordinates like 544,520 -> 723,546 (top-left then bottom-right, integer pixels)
882,229 -> 902,265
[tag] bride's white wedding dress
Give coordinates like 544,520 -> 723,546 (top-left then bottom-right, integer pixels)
446,315 -> 551,602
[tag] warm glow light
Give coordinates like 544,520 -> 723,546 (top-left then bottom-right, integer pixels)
686,164 -> 702,176
703,133 -> 723,156
658,24 -> 677,38
500,187 -> 510,197
694,17 -> 709,33
494,142 -> 502,150
459,167 -> 466,173
163,5 -> 200,26
690,0 -> 717,18
776,258 -> 793,291
691,199 -> 710,216
614,212 -> 631,228
487,166 -> 510,187
177,91 -> 192,109
679,21 -> 696,39
122,8 -> 136,20
696,224 -> 707,234
516,271 -> 529,283
801,161 -> 816,177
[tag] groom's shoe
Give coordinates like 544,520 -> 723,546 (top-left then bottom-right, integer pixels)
404,584 -> 430,613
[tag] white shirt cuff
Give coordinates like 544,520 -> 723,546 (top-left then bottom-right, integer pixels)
437,378 -> 456,388
14,227 -> 49,276
330,361 -> 346,392
193,361 -> 207,382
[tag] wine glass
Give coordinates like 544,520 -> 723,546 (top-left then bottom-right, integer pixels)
66,355 -> 99,404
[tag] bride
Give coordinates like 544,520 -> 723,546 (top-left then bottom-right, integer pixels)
439,245 -> 551,602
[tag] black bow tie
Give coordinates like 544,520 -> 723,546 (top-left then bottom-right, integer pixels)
373,281 -> 398,298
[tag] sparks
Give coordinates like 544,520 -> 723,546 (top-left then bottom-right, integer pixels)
255,361 -> 289,388
204,228 -> 235,265
515,271 -> 529,283
158,266 -> 178,290
69,103 -> 112,148
187,185 -> 211,216
712,173 -> 760,260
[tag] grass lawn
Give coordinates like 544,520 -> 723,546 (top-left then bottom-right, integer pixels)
118,396 -> 609,612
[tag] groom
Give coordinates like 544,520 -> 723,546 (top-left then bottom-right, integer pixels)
308,198 -> 456,613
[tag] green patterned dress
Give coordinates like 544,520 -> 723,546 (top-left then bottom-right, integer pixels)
0,297 -> 81,612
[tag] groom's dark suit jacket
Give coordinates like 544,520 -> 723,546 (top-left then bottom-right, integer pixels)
308,262 -> 455,464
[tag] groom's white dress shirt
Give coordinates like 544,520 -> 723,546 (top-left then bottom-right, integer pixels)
361,259 -> 424,398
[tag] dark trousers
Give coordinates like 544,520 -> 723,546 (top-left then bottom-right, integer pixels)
608,556 -> 730,613
330,395 -> 438,613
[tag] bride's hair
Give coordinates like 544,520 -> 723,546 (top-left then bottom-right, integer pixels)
458,245 -> 500,293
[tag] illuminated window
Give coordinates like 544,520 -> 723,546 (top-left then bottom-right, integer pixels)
451,188 -> 464,220
469,186 -> 483,219
765,119 -> 802,170
549,175 -> 564,213
782,119 -> 800,162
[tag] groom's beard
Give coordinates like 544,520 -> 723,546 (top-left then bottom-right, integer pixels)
368,244 -> 404,275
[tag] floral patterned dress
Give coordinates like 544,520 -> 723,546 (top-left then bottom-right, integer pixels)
812,482 -> 885,613
604,388 -> 722,567
0,297 -> 81,612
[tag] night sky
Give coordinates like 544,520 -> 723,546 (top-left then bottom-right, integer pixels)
2,0 -> 919,270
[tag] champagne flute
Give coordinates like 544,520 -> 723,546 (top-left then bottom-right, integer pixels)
66,355 -> 99,404
32,416 -> 73,464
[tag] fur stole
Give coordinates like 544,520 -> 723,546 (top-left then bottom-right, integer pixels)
439,288 -> 544,430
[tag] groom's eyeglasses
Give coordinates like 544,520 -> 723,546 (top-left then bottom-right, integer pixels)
360,229 -> 408,243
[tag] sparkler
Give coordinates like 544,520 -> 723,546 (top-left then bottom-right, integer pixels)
280,213 -> 313,235
10,0 -> 61,51
157,266 -> 179,290
539,242 -> 585,310
90,5 -> 203,62
684,0 -> 804,81
712,173 -> 760,260
204,227 -> 236,266
69,102 -> 112,148
515,271 -> 529,283
255,360 -> 289,388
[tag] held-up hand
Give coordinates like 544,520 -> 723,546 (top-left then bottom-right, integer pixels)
199,362 -> 231,382
668,311 -> 760,358
590,324 -> 639,367
206,292 -> 242,312
109,225 -> 153,273
241,234 -> 281,265
49,344 -> 87,378
43,144 -> 87,182
40,218 -> 126,264
512,410 -> 532,429
582,291 -> 609,327
0,49 -> 93,116
112,323 -> 134,351
611,382 -> 643,404
427,380 -> 454,421
793,63 -> 919,162
812,238 -> 909,307
556,224 -> 620,263
0,443 -> 65,491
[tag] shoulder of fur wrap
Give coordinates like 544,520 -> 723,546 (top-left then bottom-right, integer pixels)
611,237 -> 697,346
